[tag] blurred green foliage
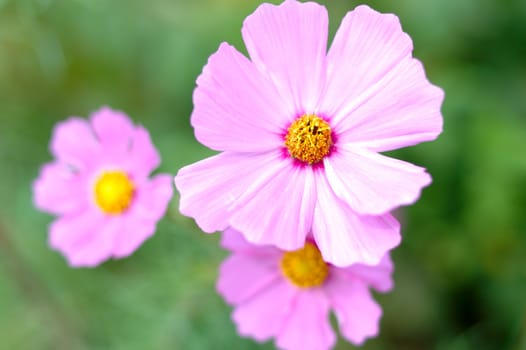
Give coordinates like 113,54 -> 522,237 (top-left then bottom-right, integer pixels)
0,0 -> 525,349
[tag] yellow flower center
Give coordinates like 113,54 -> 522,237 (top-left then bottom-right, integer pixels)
94,171 -> 135,214
280,242 -> 329,288
285,114 -> 333,164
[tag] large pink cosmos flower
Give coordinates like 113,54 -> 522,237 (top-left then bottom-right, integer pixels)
175,0 -> 443,266
217,228 -> 394,350
33,107 -> 173,267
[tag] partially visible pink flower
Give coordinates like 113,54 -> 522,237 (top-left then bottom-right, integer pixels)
217,228 -> 394,350
175,0 -> 443,267
33,107 -> 173,267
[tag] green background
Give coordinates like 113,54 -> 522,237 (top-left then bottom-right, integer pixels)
0,0 -> 525,349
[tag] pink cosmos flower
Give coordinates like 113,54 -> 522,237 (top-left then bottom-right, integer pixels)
175,0 -> 443,266
33,107 -> 173,267
217,228 -> 394,350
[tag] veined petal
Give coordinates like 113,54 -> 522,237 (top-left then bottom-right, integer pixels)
50,117 -> 100,170
333,58 -> 444,152
242,0 -> 328,114
33,162 -> 88,215
276,290 -> 336,350
192,43 -> 288,152
321,5 -> 443,151
174,151 -> 284,233
229,161 -> 316,251
321,5 -> 412,123
217,253 -> 282,305
90,107 -> 135,154
326,276 -> 382,345
232,279 -> 297,342
312,172 -> 400,267
324,147 -> 431,215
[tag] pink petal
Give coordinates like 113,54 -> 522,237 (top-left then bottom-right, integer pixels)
221,227 -> 255,252
217,252 -> 281,305
128,174 -> 173,221
325,275 -> 382,345
242,0 -> 328,113
112,215 -> 156,259
345,254 -> 395,293
123,126 -> 161,179
312,172 -> 400,267
90,107 -> 135,154
324,147 -> 432,215
110,174 -> 172,257
50,117 -> 100,170
321,5 -> 411,122
333,58 -> 444,152
221,228 -> 281,256
49,210 -> 99,252
48,210 -> 113,267
276,289 -> 336,350
191,43 -> 288,152
33,162 -> 88,215
67,217 -> 121,267
174,151 -> 284,234
229,161 -> 316,251
232,279 -> 297,342
321,5 -> 443,151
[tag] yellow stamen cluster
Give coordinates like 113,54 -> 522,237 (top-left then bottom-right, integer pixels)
285,114 -> 332,164
280,242 -> 329,288
94,171 -> 135,214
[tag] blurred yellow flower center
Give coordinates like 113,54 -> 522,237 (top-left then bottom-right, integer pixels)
280,242 -> 328,288
285,114 -> 332,164
94,171 -> 135,214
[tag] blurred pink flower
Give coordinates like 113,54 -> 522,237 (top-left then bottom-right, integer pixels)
217,228 -> 394,350
174,0 -> 443,266
33,107 -> 173,267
